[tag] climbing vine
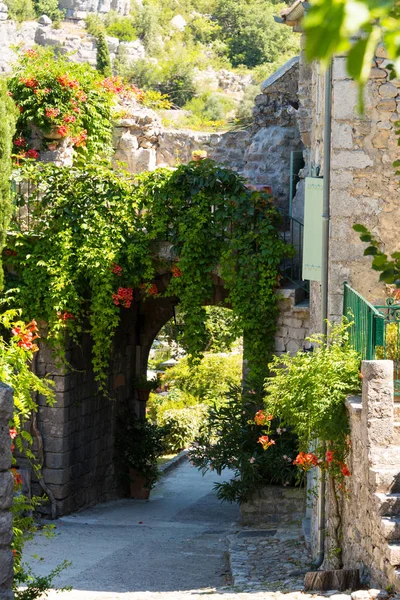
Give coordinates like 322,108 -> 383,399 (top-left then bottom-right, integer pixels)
5,159 -> 289,389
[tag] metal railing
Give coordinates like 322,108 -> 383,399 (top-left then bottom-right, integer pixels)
278,211 -> 308,296
343,282 -> 400,394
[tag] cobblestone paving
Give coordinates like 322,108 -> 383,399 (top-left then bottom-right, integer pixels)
229,524 -> 312,592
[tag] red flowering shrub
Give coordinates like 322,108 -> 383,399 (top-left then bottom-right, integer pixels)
8,47 -> 115,160
254,409 -> 273,426
112,287 -> 133,308
25,148 -> 39,159
293,451 -> 319,470
12,319 -> 40,351
111,263 -> 123,276
171,265 -> 182,278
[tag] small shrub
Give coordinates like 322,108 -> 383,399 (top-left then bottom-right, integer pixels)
33,0 -> 64,21
4,0 -> 35,21
96,29 -> 112,77
190,385 -> 300,504
158,405 -> 208,453
184,92 -> 235,123
141,89 -> 172,110
85,13 -> 104,37
163,352 -> 242,406
106,17 -> 137,41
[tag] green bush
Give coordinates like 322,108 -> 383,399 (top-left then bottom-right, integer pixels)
147,388 -> 198,421
190,385 -> 300,503
163,352 -> 242,406
106,17 -> 137,41
158,405 -> 208,453
184,92 -> 235,123
85,13 -> 104,36
33,0 -> 64,21
5,0 -> 35,21
264,322 -> 361,458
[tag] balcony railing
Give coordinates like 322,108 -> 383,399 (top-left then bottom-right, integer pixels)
343,282 -> 400,394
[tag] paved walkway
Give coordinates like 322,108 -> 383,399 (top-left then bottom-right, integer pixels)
24,460 -> 240,599
23,461 -> 385,600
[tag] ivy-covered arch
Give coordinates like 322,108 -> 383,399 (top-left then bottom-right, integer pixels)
6,159 -> 290,389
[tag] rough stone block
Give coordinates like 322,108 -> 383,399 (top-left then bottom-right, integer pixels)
0,548 -> 13,587
378,83 -> 398,98
43,468 -> 71,486
0,473 -> 13,510
0,512 -> 12,545
45,451 -> 71,470
333,150 -> 373,169
0,384 -> 13,421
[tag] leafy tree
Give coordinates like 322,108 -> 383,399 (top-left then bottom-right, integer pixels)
135,2 -> 163,53
214,0 -> 299,68
304,0 -> 399,108
0,80 -> 16,290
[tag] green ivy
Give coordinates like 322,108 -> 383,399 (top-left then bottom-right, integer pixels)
6,159 -> 289,389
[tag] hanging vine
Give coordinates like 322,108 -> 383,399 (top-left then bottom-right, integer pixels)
5,159 -> 290,389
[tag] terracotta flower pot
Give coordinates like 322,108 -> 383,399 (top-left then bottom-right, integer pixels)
136,388 -> 151,402
129,468 -> 150,499
42,129 -> 64,140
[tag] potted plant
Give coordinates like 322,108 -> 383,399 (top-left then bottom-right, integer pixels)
133,374 -> 160,402
116,414 -> 166,499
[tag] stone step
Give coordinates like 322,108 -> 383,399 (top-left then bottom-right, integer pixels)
376,492 -> 400,516
370,468 -> 400,493
382,516 -> 400,541
394,401 -> 400,419
394,422 -> 400,445
388,543 -> 400,566
373,446 -> 400,467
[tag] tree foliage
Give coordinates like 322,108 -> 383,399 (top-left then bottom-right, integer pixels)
0,80 -> 16,290
214,0 -> 299,68
304,0 -> 400,109
96,29 -> 113,77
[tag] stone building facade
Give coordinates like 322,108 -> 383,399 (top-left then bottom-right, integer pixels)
0,384 -> 14,600
281,1 -> 400,335
280,1 -> 400,588
332,361 -> 400,590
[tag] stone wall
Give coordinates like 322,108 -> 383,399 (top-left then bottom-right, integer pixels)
59,0 -> 130,19
0,18 -> 145,74
241,485 -> 305,526
274,287 -> 310,355
0,384 -> 14,600
317,360 -> 400,590
113,56 -> 302,209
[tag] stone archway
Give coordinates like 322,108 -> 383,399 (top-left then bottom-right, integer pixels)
33,271 -> 230,517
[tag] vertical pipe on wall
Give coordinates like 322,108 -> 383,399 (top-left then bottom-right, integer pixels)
314,60 -> 333,570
